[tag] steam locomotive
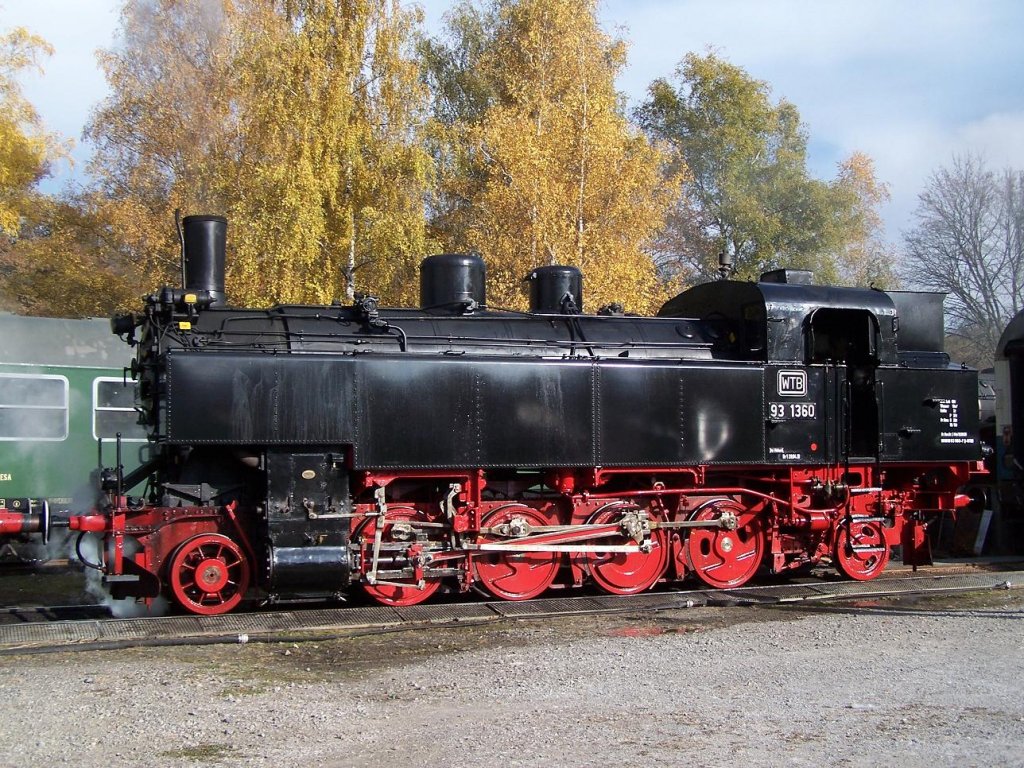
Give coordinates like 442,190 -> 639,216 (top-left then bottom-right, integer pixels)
0,216 -> 984,614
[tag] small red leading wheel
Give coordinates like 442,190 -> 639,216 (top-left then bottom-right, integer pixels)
169,533 -> 251,615
685,500 -> 764,589
358,506 -> 442,607
475,504 -> 560,601
584,503 -> 668,595
834,520 -> 890,580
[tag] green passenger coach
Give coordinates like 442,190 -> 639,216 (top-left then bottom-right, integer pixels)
0,315 -> 146,514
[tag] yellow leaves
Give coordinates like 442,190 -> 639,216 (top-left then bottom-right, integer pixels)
0,26 -> 74,312
4,3 -> 901,321
834,151 -> 895,288
0,122 -> 45,233
0,193 -> 142,316
81,0 -> 431,309
433,0 -> 678,314
0,27 -> 67,237
215,0 -> 433,306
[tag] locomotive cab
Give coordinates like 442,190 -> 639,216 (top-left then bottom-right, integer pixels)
807,306 -> 882,460
660,275 -> 978,468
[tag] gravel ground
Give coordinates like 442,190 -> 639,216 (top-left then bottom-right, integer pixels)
1,590 -> 1022,768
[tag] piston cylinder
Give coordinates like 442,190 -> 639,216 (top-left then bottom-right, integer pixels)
266,546 -> 350,592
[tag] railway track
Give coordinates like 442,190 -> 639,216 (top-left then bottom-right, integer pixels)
0,562 -> 1021,655
0,559 -> 76,575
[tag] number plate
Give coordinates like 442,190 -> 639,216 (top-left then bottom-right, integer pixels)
769,402 -> 816,420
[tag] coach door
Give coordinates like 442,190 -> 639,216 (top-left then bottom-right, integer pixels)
807,308 -> 882,463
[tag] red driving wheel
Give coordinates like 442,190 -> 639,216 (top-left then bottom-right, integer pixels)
169,533 -> 251,615
585,503 -> 668,595
685,500 -> 764,589
475,505 -> 560,601
358,506 -> 442,607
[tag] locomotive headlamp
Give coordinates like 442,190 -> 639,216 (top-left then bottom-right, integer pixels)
111,313 -> 142,346
111,313 -> 140,337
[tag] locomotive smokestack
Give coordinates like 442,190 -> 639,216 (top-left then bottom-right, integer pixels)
527,265 -> 583,314
182,215 -> 227,308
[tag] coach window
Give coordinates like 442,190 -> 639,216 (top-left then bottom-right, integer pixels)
0,373 -> 69,441
93,378 -> 146,441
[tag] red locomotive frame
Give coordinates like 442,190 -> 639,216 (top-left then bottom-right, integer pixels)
65,460 -> 978,614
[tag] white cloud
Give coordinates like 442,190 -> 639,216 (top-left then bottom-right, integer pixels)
960,112 -> 1024,168
604,0 -> 1004,91
867,111 -> 1024,240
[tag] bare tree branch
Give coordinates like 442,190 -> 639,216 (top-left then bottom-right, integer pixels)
903,155 -> 1024,366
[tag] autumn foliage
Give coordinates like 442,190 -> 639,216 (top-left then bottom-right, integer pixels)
424,0 -> 681,313
2,1 -> 894,318
81,0 -> 431,308
638,52 -> 893,288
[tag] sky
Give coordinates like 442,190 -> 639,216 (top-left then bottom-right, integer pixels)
8,0 -> 1024,247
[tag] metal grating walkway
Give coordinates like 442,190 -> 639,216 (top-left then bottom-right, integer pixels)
0,569 -> 1020,652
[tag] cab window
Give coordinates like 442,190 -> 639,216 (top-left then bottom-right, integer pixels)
93,378 -> 146,441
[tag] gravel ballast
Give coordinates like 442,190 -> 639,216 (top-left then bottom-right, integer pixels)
1,592 -> 1022,767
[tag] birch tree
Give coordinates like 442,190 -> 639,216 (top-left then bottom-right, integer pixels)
85,0 -> 431,307
424,0 -> 680,313
637,52 -> 889,286
0,27 -> 65,235
0,26 -> 77,314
